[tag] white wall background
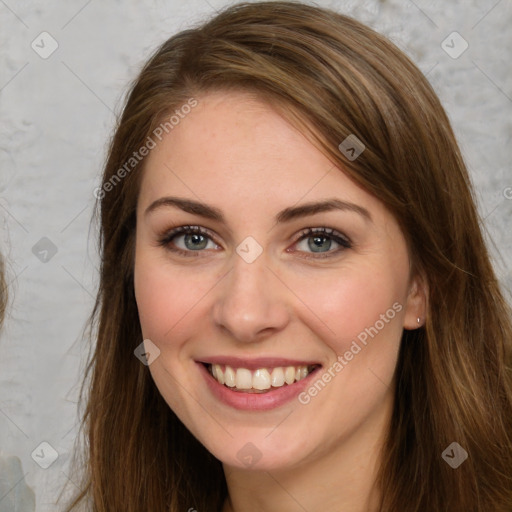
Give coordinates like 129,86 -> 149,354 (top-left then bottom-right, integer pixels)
0,0 -> 510,510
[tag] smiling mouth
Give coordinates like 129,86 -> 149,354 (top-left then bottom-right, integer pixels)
204,363 -> 320,393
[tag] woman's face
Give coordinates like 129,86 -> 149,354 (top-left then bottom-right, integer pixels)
134,90 -> 424,471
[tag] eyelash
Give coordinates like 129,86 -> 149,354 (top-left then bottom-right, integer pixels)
157,225 -> 352,259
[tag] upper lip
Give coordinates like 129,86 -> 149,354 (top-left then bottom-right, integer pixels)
198,356 -> 321,370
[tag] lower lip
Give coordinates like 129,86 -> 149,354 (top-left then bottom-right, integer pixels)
197,363 -> 321,411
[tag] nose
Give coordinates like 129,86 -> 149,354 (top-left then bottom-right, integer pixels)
212,255 -> 291,343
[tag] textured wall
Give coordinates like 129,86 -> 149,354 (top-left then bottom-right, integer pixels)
0,1 -> 510,510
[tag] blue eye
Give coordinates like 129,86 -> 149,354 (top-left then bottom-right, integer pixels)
158,225 -> 352,258
158,225 -> 219,256
179,232 -> 211,250
293,227 -> 352,257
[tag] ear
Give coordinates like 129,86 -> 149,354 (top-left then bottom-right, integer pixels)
403,273 -> 428,330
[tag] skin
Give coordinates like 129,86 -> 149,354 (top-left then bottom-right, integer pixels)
134,90 -> 426,512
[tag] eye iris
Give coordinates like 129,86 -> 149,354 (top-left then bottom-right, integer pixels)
308,235 -> 331,252
184,233 -> 208,250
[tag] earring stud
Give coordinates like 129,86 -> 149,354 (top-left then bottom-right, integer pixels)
417,317 -> 421,325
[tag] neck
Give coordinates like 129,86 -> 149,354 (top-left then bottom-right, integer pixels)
221,393 -> 391,512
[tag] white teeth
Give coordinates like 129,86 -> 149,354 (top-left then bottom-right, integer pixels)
253,369 -> 271,390
284,366 -> 296,385
235,368 -> 253,389
224,365 -> 236,387
270,367 -> 285,387
294,366 -> 308,381
212,364 -> 224,385
208,364 -> 315,391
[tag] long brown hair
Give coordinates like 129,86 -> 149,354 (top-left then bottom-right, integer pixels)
60,2 -> 512,511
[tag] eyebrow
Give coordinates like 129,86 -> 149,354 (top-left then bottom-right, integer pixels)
144,196 -> 372,223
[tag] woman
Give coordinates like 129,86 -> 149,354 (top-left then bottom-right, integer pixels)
61,2 -> 512,511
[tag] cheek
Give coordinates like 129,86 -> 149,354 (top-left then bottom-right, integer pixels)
134,251 -> 203,342
133,251 -> 211,413
290,267 -> 405,429
133,247 -> 228,350
290,263 -> 406,348
134,261 -> 173,340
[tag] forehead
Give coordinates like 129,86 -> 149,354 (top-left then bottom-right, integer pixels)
137,90 -> 379,220
147,92 -> 329,176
